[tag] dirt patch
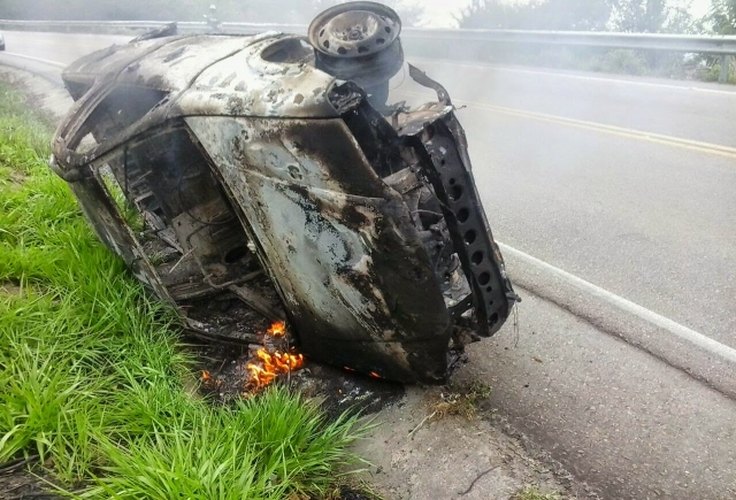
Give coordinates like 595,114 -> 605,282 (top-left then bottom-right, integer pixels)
350,385 -> 582,500
0,281 -> 23,297
5,170 -> 28,186
0,458 -> 60,500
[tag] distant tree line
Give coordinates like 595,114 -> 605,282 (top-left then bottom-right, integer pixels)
710,0 -> 736,34
457,0 -> 736,35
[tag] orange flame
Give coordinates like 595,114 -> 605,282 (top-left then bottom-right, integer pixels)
247,348 -> 304,390
266,320 -> 286,337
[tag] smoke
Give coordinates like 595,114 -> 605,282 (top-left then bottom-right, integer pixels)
0,0 -> 425,26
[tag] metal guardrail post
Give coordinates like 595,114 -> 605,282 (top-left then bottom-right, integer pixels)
720,55 -> 731,83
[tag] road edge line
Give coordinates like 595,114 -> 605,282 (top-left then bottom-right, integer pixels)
500,242 -> 736,364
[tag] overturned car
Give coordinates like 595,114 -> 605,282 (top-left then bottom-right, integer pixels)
50,2 -> 517,384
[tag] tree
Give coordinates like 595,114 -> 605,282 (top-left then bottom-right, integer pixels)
611,0 -> 663,32
457,0 -> 617,31
457,0 -> 540,29
540,0 -> 617,30
709,0 -> 736,34
457,0 -> 697,33
610,0 -> 696,33
0,0 -> 210,20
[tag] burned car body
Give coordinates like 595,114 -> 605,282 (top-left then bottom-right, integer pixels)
50,4 -> 516,383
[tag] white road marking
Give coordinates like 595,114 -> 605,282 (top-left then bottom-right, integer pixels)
1,52 -> 66,68
485,66 -> 736,96
499,242 -> 736,365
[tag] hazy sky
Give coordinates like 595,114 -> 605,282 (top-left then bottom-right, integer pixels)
410,0 -> 714,27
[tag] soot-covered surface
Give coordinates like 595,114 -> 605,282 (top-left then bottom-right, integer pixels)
190,336 -> 405,417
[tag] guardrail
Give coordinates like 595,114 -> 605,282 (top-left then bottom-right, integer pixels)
401,28 -> 736,83
2,19 -> 735,82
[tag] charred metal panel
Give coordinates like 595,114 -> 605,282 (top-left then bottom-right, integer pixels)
63,35 -> 258,95
186,116 -> 452,382
400,109 -> 516,337
179,35 -> 341,119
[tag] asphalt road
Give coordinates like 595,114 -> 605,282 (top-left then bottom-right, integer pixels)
2,29 -> 736,499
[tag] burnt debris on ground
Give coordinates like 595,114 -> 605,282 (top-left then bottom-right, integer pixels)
191,332 -> 405,418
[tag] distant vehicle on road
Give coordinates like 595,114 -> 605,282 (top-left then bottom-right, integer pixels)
0,33 -> 6,51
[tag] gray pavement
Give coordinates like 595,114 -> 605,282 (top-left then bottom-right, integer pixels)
463,107 -> 736,347
456,290 -> 736,499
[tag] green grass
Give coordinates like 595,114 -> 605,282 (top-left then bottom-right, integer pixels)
0,83 -> 364,498
512,486 -> 563,500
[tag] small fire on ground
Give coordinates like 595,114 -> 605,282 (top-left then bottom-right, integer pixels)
266,320 -> 286,337
246,348 -> 304,390
200,319 -> 305,394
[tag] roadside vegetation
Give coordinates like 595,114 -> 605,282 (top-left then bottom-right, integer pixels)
0,82 -> 363,498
